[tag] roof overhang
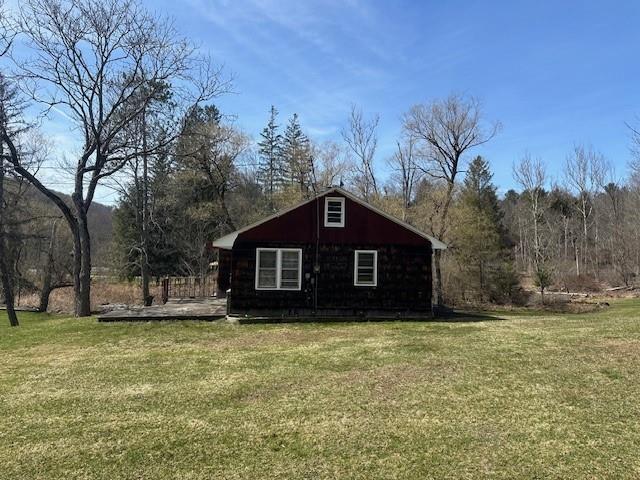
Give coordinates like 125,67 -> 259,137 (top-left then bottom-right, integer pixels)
211,231 -> 238,250
210,187 -> 447,251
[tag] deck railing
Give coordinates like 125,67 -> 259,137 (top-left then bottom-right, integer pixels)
160,275 -> 218,303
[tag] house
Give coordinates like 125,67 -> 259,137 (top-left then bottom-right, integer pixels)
212,187 -> 446,318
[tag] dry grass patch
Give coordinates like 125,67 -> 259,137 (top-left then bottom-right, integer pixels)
16,281 -> 164,313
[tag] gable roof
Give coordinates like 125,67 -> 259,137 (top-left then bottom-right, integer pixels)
212,187 -> 447,250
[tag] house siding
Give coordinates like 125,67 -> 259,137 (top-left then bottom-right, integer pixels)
229,240 -> 432,317
237,193 -> 429,246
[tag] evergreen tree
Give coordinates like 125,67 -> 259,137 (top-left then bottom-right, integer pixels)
257,106 -> 284,200
282,113 -> 314,194
462,156 -> 502,222
112,148 -> 182,280
452,156 -> 515,302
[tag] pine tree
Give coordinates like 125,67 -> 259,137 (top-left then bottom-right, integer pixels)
257,106 -> 284,199
452,156 -> 515,302
282,113 -> 313,194
461,155 -> 502,223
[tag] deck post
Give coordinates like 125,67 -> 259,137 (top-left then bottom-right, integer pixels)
161,278 -> 169,304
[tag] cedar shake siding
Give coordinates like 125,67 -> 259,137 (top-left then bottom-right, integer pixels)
229,242 -> 432,316
212,188 -> 445,319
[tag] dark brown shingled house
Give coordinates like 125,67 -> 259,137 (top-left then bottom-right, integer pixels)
212,187 -> 446,319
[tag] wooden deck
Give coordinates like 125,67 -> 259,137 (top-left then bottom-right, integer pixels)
97,298 -> 227,322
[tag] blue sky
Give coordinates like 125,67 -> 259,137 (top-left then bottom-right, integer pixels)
21,0 -> 640,202
158,0 -> 640,192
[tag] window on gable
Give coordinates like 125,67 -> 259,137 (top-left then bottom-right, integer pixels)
255,248 -> 302,290
324,197 -> 345,227
354,250 -> 377,286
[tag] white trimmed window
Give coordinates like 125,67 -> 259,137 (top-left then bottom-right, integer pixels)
255,248 -> 302,290
354,250 -> 377,286
324,197 -> 345,227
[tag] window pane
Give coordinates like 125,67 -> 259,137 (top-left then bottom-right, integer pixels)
326,200 -> 343,224
281,269 -> 298,280
280,250 -> 300,288
258,269 -> 277,288
280,270 -> 299,288
355,251 -> 376,285
357,270 -> 374,284
281,251 -> 299,269
259,251 -> 277,268
358,253 -> 374,267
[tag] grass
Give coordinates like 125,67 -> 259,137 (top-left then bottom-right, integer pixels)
1,303 -> 640,479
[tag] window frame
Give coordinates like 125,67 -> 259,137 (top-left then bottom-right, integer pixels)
354,250 -> 378,287
255,248 -> 303,291
324,196 -> 345,228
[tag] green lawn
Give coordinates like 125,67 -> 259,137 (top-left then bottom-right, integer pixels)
1,303 -> 640,479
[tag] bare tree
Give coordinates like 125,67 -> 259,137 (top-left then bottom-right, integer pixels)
176,110 -> 248,233
0,0 -> 14,57
563,145 -> 606,277
313,140 -> 351,189
0,66 -> 27,326
513,154 -> 552,301
0,150 -> 18,326
629,121 -> 640,172
601,180 -> 632,286
196,124 -> 248,231
342,105 -> 379,201
38,218 -> 75,312
388,134 -> 421,221
0,1 -> 19,325
7,0 -> 226,316
513,155 -> 546,263
403,93 -> 499,307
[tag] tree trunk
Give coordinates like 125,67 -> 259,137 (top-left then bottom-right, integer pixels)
69,222 -> 83,316
433,249 -> 443,309
141,111 -> 151,306
0,248 -> 18,326
433,180 -> 455,308
0,157 -> 18,326
5,132 -> 92,318
39,279 -> 52,313
219,193 -> 236,231
38,220 -> 58,313
0,259 -> 18,326
594,217 -> 600,281
581,205 -> 588,275
75,206 -> 92,317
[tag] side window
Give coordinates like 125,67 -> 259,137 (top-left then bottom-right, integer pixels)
324,197 -> 345,227
256,249 -> 277,289
279,249 -> 302,290
354,250 -> 377,286
255,248 -> 302,290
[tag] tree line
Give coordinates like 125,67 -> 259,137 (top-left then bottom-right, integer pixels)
112,93 -> 640,309
2,0 -> 640,326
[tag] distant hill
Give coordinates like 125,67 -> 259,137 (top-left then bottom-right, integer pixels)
23,185 -> 114,268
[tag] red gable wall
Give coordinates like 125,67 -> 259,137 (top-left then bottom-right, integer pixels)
236,192 -> 429,246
